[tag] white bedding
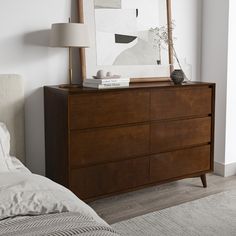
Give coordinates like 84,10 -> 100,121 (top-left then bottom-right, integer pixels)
0,122 -> 13,172
0,122 -> 22,173
0,172 -> 106,225
0,122 -> 106,226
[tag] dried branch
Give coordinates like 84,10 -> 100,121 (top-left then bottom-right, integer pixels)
149,21 -> 190,81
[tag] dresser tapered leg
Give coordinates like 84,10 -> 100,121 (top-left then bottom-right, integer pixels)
200,174 -> 207,188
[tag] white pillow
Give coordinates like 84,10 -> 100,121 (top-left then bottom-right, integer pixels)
0,141 -> 10,172
0,122 -> 15,172
0,122 -> 29,173
0,122 -> 10,156
11,156 -> 31,173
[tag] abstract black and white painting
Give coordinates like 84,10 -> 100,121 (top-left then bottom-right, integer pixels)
94,0 -> 168,66
82,0 -> 170,79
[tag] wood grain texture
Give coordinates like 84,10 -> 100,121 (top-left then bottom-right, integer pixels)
44,87 -> 69,187
69,91 -> 150,129
150,145 -> 211,182
150,87 -> 212,120
166,0 -> 174,73
151,117 -> 212,154
49,82 -> 214,95
70,125 -> 149,167
77,0 -> 86,80
44,82 -> 215,201
70,157 -> 149,199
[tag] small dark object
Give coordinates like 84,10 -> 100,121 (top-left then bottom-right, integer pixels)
115,34 -> 137,44
171,69 -> 185,85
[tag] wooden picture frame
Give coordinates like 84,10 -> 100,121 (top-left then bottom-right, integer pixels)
77,0 -> 174,82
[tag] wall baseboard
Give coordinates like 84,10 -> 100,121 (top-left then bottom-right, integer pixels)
214,162 -> 225,176
214,161 -> 236,177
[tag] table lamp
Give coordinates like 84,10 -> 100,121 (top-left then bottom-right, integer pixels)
50,19 -> 89,88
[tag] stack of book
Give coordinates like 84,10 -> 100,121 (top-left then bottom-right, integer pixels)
83,77 -> 130,89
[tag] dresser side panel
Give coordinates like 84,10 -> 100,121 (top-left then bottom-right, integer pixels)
44,87 -> 69,187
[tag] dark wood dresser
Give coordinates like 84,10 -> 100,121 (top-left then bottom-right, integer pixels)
44,82 -> 215,202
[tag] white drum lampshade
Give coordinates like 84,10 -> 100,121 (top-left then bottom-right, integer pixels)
50,23 -> 90,87
50,23 -> 89,48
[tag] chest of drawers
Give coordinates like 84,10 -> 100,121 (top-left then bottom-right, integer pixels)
44,82 -> 215,201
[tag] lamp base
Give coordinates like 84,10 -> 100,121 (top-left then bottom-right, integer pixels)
59,84 -> 81,89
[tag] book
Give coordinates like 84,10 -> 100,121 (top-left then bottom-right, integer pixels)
92,75 -> 121,80
83,82 -> 129,89
84,78 -> 130,84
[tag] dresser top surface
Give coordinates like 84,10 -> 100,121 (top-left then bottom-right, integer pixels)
45,81 -> 215,95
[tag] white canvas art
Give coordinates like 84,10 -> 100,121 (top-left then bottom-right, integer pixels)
94,0 -> 168,66
82,0 -> 170,79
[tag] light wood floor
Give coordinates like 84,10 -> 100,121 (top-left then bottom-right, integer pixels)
89,174 -> 236,224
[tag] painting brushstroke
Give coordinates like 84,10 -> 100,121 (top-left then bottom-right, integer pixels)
95,8 -> 137,65
115,34 -> 137,44
95,0 -> 121,9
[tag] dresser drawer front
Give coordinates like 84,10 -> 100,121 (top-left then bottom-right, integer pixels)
151,87 -> 212,121
70,157 -> 149,200
70,125 -> 149,167
69,91 -> 149,129
151,117 -> 211,153
150,145 -> 211,182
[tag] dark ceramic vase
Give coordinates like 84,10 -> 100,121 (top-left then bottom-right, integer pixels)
171,69 -> 185,85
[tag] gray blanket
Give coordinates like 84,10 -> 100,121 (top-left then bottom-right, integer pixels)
0,212 -> 120,236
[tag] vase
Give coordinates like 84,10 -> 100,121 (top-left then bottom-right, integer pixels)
170,69 -> 185,85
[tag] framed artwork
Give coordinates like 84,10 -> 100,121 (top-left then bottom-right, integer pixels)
78,0 -> 173,82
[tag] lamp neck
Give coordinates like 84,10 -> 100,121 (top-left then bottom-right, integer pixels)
69,47 -> 72,85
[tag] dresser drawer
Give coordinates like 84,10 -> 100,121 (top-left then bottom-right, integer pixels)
70,124 -> 149,167
151,117 -> 211,153
150,87 -> 212,121
70,157 -> 149,200
150,145 -> 211,182
69,90 -> 150,129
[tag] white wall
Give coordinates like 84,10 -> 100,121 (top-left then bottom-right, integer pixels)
201,0 -> 229,167
202,0 -> 236,176
172,0 -> 202,82
225,0 -> 236,166
0,0 -> 81,175
0,0 -> 203,175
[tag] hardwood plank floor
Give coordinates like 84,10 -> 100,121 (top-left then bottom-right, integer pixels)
89,174 -> 236,224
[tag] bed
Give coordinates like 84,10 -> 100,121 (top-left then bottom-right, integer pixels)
0,75 -> 120,236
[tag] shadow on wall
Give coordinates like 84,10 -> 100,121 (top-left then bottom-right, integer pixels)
22,29 -> 51,63
21,0 -> 81,175
24,28 -> 82,84
22,29 -> 79,175
23,29 -> 50,47
0,31 -> 49,68
0,30 -> 52,69
25,87 -> 45,175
